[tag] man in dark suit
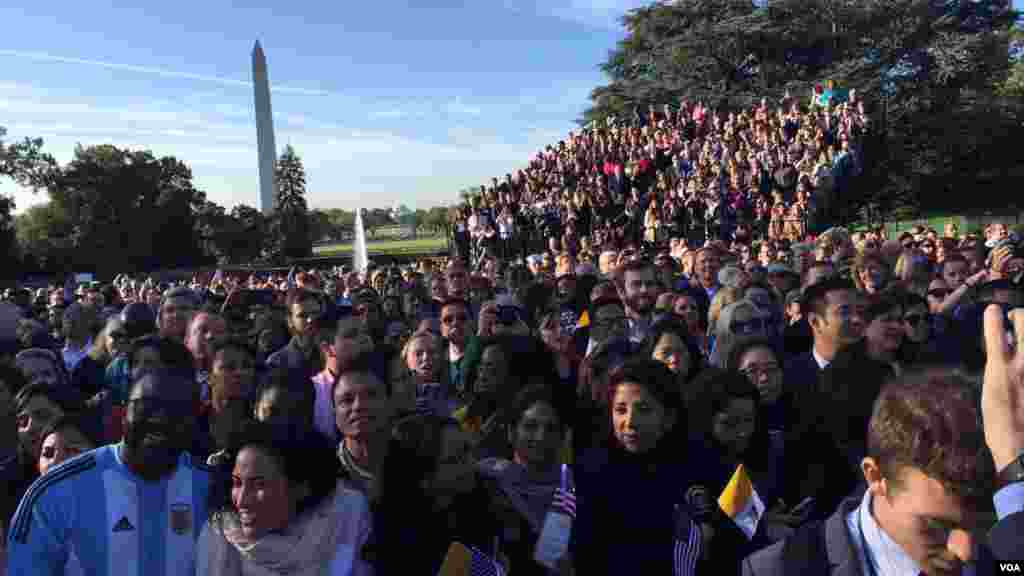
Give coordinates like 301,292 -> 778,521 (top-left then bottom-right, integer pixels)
783,278 -> 860,404
744,369 -> 996,576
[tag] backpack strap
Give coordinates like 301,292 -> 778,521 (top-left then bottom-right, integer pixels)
781,520 -> 830,575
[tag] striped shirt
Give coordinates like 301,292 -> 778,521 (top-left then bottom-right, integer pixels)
6,445 -> 210,576
674,504 -> 703,576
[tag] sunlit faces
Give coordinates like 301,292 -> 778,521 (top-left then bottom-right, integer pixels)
404,335 -> 436,383
440,304 -> 469,346
18,355 -> 60,389
864,464 -> 977,576
17,394 -> 65,456
210,345 -> 255,414
623,267 -> 658,316
611,382 -> 674,454
334,316 -> 374,372
865,305 -> 905,355
712,397 -> 756,457
510,401 -> 562,470
737,346 -> 783,405
158,296 -> 196,340
475,345 -> 508,396
231,446 -> 294,539
288,298 -> 322,344
334,371 -> 390,441
186,313 -> 227,365
650,332 -> 691,376
38,426 -> 94,476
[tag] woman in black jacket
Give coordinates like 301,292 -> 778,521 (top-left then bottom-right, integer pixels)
574,358 -> 703,576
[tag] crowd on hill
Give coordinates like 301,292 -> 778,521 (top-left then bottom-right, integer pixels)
451,91 -> 867,265
1,202 -> 1024,574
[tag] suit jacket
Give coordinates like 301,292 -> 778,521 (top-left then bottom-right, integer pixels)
990,510 -> 1024,561
742,495 -> 863,576
743,495 -> 999,576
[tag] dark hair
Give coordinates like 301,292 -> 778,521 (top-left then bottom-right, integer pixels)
862,287 -> 907,324
37,413 -> 99,451
608,357 -> 681,416
0,363 -> 30,397
214,419 -> 341,517
255,365 -> 316,422
284,288 -> 322,312
378,413 -> 463,530
14,382 -> 84,416
685,368 -> 772,469
332,354 -> 391,400
127,335 -> 195,382
619,258 -> 654,276
725,337 -> 781,374
508,384 -> 566,436
867,368 -> 984,501
900,291 -> 928,312
209,336 -> 257,363
801,277 -> 855,318
645,318 -> 703,383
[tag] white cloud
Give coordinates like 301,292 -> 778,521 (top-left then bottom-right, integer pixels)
0,80 -> 574,214
0,49 -> 334,97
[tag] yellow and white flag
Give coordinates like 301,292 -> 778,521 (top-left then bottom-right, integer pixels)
717,464 -> 765,540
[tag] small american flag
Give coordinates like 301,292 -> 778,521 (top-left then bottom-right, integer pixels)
673,504 -> 703,576
469,546 -> 506,576
550,488 -> 576,520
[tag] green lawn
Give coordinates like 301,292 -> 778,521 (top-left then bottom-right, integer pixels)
313,236 -> 447,256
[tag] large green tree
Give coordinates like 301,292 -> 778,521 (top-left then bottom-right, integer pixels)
584,0 -> 1023,222
269,145 -> 312,262
47,144 -> 208,275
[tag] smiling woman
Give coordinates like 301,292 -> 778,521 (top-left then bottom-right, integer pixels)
198,420 -> 372,576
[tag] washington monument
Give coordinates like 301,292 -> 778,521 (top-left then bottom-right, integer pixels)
252,40 -> 276,215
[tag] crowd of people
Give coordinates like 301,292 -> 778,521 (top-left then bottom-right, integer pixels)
0,207 -> 1023,574
451,92 -> 866,265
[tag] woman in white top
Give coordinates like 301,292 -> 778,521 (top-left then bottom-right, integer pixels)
197,421 -> 373,576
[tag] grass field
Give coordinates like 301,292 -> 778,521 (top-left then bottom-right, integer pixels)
312,236 -> 447,256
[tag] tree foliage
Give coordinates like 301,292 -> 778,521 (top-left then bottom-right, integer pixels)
269,145 -> 312,262
584,0 -> 1023,220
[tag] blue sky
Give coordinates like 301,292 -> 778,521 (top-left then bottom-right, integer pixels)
0,0 -> 649,214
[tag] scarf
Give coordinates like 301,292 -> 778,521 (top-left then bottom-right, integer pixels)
338,442 -> 375,500
206,487 -> 342,576
476,458 -> 559,534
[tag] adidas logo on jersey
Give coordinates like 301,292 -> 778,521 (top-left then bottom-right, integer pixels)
113,517 -> 135,532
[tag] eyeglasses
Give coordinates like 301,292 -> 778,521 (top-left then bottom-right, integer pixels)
109,332 -> 130,341
594,316 -> 629,329
740,364 -> 781,380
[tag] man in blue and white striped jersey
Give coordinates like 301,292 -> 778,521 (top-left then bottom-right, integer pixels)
7,369 -> 211,576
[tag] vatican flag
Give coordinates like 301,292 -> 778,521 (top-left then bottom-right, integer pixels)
576,310 -> 590,329
717,464 -> 765,540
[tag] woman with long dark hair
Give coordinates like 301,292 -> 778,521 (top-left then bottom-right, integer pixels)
198,420 -> 372,575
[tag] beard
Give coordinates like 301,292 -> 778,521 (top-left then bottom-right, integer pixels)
626,293 -> 652,316
122,424 -> 186,480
